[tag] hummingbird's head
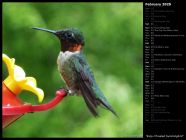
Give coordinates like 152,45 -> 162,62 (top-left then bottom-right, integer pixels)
32,27 -> 85,52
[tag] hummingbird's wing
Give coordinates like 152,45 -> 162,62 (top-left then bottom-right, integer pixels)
69,52 -> 118,117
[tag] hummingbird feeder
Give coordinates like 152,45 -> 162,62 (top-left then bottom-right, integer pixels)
2,54 -> 67,129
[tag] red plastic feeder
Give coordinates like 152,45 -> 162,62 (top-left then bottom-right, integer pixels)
2,83 -> 66,128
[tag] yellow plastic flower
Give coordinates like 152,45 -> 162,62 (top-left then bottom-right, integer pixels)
3,53 -> 44,103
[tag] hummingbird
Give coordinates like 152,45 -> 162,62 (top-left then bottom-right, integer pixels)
32,27 -> 118,117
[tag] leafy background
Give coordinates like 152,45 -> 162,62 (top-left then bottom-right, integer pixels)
2,2 -> 143,138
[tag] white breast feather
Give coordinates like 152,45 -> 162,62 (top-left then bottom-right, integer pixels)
57,51 -> 79,70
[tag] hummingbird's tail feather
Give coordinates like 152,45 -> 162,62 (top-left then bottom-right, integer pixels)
75,69 -> 100,117
79,82 -> 99,117
99,99 -> 119,118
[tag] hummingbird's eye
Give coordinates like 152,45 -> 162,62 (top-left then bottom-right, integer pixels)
65,32 -> 74,38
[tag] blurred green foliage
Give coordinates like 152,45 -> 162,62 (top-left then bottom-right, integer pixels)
3,2 -> 143,138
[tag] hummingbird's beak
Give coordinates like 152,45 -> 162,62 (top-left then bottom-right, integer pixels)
32,27 -> 57,34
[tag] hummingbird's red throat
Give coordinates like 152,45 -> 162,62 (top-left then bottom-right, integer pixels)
69,44 -> 82,52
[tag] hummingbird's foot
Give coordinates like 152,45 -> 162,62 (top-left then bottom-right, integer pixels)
68,89 -> 76,96
59,88 -> 76,96
63,88 -> 69,94
67,89 -> 80,96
